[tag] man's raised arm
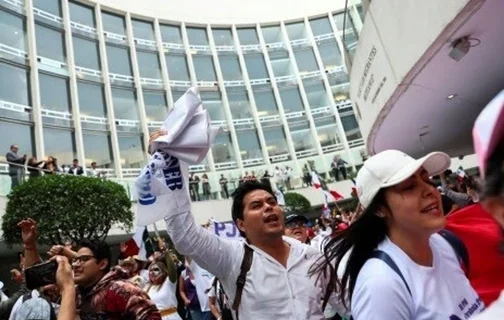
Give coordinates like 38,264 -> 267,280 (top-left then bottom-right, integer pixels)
135,151 -> 241,280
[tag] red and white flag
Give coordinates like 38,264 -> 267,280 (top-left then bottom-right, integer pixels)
123,226 -> 152,260
311,172 -> 322,189
326,189 -> 344,201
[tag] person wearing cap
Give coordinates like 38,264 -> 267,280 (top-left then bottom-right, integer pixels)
312,150 -> 484,319
469,90 -> 504,319
284,214 -> 309,244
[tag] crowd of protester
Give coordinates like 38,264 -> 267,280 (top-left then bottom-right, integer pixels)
4,145 -> 107,191
1,93 -> 504,319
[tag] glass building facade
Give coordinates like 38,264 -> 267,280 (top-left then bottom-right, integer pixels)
0,0 -> 365,197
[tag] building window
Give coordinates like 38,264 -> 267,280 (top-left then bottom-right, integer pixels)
318,41 -> 342,69
111,88 -> 138,120
279,87 -> 304,113
106,44 -> 132,75
69,1 -> 95,27
77,81 -> 106,118
304,82 -> 329,109
285,21 -> 306,40
218,55 -> 242,81
43,127 -> 77,165
212,29 -> 234,46
186,27 -> 209,46
143,91 -> 167,122
315,118 -> 340,147
193,56 -> 216,81
212,133 -> 236,163
160,24 -> 182,44
0,10 -> 27,51
269,51 -> 292,77
227,90 -> 251,119
237,130 -> 262,160
200,92 -> 225,121
73,37 -> 100,70
83,132 -> 113,168
294,49 -> 319,73
244,54 -> 268,79
237,28 -> 259,45
289,121 -> 315,152
261,25 -> 283,43
35,24 -> 66,62
132,19 -> 154,41
118,135 -> 145,168
39,73 -> 70,113
0,63 -> 30,106
253,89 -> 278,116
101,11 -> 126,35
0,122 -> 34,162
263,127 -> 288,156
310,17 -> 333,36
33,0 -> 61,16
136,50 -> 161,79
165,54 -> 190,81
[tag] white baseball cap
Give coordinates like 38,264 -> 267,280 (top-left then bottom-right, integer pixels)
356,150 -> 451,208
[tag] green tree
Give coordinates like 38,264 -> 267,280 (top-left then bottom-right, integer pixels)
2,175 -> 133,246
284,192 -> 311,214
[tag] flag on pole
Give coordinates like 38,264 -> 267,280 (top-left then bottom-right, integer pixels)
311,171 -> 322,189
123,226 -> 154,260
327,189 -> 344,201
322,192 -> 330,218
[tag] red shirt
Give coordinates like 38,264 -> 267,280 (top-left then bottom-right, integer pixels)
446,204 -> 504,306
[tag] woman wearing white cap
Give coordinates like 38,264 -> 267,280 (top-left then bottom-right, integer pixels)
312,150 -> 484,319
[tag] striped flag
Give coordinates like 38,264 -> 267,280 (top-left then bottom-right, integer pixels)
123,226 -> 155,260
311,171 -> 322,189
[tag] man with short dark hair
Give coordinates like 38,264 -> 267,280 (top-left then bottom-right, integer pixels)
73,239 -> 161,319
284,214 -> 309,244
6,144 -> 26,189
68,159 -> 83,176
136,150 -> 345,319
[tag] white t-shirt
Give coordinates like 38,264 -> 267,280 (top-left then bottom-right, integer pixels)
351,234 -> 484,320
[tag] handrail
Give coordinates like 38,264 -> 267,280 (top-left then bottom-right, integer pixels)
0,158 -> 111,177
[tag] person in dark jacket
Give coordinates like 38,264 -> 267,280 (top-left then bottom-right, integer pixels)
6,144 -> 26,189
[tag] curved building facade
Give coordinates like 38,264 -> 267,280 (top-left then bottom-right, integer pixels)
0,0 -> 366,196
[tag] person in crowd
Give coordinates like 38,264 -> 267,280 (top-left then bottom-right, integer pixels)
456,91 -> 504,319
202,174 -> 211,200
302,163 -> 312,187
6,144 -> 26,189
72,239 -> 161,318
87,161 -> 105,178
43,156 -> 60,175
440,171 -> 473,207
260,170 -> 272,189
331,156 -> 348,181
68,159 -> 83,176
144,255 -> 181,320
137,130 -> 344,319
219,174 -> 229,199
284,214 -> 310,244
189,173 -> 200,201
312,150 -> 484,319
285,166 -> 293,190
179,259 -> 212,320
207,277 -> 232,320
27,157 -> 44,179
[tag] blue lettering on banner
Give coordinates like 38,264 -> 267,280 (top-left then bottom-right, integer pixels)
450,297 -> 484,320
138,171 -> 157,206
163,154 -> 183,191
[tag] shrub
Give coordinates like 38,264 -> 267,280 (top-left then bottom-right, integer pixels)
2,175 -> 133,246
284,192 -> 311,214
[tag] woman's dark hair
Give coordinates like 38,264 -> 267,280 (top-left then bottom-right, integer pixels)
79,239 -> 112,273
310,189 -> 387,310
231,181 -> 275,237
483,139 -> 504,199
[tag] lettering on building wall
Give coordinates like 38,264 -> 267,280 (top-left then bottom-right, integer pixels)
371,76 -> 387,104
357,45 -> 377,98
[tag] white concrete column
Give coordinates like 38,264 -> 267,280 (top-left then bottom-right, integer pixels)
153,18 -> 174,110
256,23 -> 300,172
25,0 -> 45,159
280,22 -> 326,168
207,24 -> 244,171
304,17 -> 354,170
62,0 -> 85,168
231,25 -> 270,166
125,13 -> 150,163
328,13 -> 350,74
94,3 -> 123,178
